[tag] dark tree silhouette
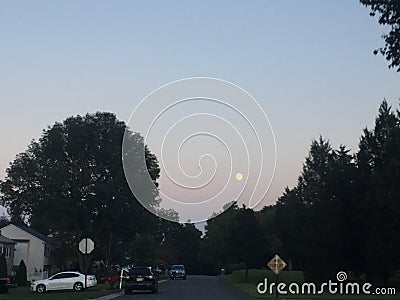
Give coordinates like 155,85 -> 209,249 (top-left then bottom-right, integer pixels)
276,137 -> 363,281
16,260 -> 27,286
0,112 -> 161,266
356,101 -> 400,284
360,0 -> 400,71
0,255 -> 7,277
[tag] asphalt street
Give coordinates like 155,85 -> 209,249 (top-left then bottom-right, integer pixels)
115,275 -> 252,300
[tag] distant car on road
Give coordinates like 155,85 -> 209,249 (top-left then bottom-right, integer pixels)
169,264 -> 186,280
125,267 -> 158,294
30,271 -> 97,294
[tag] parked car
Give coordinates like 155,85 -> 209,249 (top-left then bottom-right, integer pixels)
169,264 -> 186,280
31,271 -> 97,294
0,276 -> 17,294
125,267 -> 158,294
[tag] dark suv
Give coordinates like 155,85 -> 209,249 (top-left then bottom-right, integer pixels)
169,265 -> 186,280
125,267 -> 158,294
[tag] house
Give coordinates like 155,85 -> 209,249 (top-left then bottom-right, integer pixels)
0,234 -> 16,275
0,224 -> 58,281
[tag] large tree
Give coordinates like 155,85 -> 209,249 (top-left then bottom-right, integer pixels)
226,206 -> 267,280
199,204 -> 239,275
275,138 -> 362,281
200,204 -> 267,279
360,0 -> 400,71
356,101 -> 400,284
0,112 -> 161,266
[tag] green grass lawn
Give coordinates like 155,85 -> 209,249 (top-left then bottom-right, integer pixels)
0,284 -> 121,300
222,269 -> 399,300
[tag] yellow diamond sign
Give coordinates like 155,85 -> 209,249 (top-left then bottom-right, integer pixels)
267,254 -> 287,275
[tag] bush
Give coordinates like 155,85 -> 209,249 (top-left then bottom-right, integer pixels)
16,260 -> 27,286
225,263 -> 246,275
0,255 -> 7,277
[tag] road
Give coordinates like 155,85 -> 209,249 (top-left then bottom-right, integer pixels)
115,275 -> 252,300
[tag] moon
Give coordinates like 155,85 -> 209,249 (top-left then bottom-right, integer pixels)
235,172 -> 243,181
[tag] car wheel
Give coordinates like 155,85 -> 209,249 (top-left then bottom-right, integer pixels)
124,289 -> 130,295
36,284 -> 46,294
73,282 -> 84,292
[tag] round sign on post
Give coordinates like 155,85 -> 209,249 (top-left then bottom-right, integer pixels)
79,238 -> 94,254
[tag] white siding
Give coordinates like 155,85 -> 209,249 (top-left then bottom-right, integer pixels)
0,225 -> 46,281
12,241 -> 29,272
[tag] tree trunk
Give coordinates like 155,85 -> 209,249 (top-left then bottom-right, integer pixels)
106,232 -> 113,267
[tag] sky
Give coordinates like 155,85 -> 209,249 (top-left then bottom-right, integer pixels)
0,1 -> 399,220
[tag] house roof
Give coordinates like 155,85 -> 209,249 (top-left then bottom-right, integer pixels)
16,226 -> 55,244
0,234 -> 16,244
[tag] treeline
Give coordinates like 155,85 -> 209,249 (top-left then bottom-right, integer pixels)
1,101 -> 399,285
198,100 -> 400,285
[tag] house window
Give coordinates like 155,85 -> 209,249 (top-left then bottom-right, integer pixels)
4,247 -> 10,258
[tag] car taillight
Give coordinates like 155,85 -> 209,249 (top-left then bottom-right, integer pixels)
6,278 -> 10,284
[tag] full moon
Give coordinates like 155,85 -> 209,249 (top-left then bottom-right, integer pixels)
235,172 -> 243,181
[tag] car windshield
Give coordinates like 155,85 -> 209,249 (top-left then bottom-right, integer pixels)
171,265 -> 184,270
129,267 -> 151,276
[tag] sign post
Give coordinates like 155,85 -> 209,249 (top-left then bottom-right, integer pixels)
119,268 -> 129,290
267,254 -> 287,300
79,238 -> 95,289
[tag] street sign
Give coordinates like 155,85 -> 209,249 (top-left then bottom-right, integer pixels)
79,238 -> 95,254
267,254 -> 287,275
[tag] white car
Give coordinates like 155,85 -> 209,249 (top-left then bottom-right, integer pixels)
31,271 -> 97,294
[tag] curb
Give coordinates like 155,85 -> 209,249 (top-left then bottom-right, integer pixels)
91,279 -> 168,299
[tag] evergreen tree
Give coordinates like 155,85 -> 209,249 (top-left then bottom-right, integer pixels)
16,260 -> 27,286
0,255 -> 7,277
356,101 -> 400,284
276,138 -> 361,281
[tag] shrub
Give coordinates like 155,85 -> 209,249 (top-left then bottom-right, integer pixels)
16,260 -> 27,286
0,255 -> 7,277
